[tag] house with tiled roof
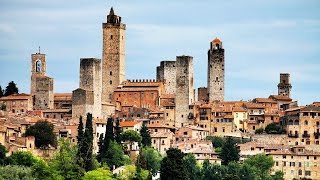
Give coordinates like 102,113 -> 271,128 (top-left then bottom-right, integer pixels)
0,93 -> 33,114
119,121 -> 142,132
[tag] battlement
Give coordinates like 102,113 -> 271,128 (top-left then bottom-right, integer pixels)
126,79 -> 164,83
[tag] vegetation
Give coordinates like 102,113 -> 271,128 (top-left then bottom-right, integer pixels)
255,127 -> 264,134
140,124 -> 151,147
0,165 -> 35,180
160,148 -> 188,180
98,117 -> 114,162
121,130 -> 142,152
103,141 -> 128,169
184,153 -> 201,180
0,85 -> 3,97
83,167 -> 115,180
265,123 -> 286,134
219,136 -> 240,165
25,120 -> 56,149
8,151 -> 38,167
4,81 -> 19,96
114,119 -> 122,144
0,143 -> 7,165
137,147 -> 162,176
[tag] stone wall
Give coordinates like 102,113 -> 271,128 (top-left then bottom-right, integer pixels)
31,53 -> 46,95
157,61 -> 176,94
198,87 -> 208,101
33,76 -> 54,110
175,55 -> 194,127
101,10 -> 126,104
208,40 -> 224,102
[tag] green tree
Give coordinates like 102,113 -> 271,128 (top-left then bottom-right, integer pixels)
4,81 -> 19,96
8,151 -> 38,167
121,130 -> 142,151
104,141 -> 127,169
117,165 -> 149,180
160,148 -> 188,180
114,118 -> 122,144
0,85 -> 3,97
137,147 -> 162,176
255,127 -> 264,134
140,124 -> 151,147
206,136 -> 224,148
244,153 -> 274,179
0,143 -> 7,165
265,123 -> 284,134
77,115 -> 85,169
31,158 -> 55,180
184,153 -> 201,180
0,102 -> 6,111
83,167 -> 115,180
219,136 -> 240,165
271,170 -> 284,180
25,120 -> 56,149
49,138 -> 85,179
98,117 -> 114,162
83,113 -> 94,171
0,165 -> 35,180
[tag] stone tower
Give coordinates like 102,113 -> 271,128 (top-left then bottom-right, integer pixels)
175,55 -> 194,128
156,61 -> 176,94
72,58 -> 102,119
208,37 -> 224,102
31,50 -> 54,110
278,73 -> 292,97
101,7 -> 126,103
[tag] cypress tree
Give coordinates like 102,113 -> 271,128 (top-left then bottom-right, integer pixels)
97,134 -> 104,162
140,123 -> 151,147
4,81 -> 18,96
114,118 -> 122,144
83,113 -> 94,171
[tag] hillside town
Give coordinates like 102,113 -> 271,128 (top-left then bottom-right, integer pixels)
0,7 -> 319,180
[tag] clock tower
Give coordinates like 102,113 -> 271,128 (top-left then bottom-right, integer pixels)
31,48 -> 46,95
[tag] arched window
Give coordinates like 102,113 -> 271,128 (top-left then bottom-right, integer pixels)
36,60 -> 42,72
304,120 -> 308,125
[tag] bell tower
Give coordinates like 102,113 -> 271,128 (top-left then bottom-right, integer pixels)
278,73 -> 292,97
31,47 -> 46,95
208,37 -> 225,102
101,7 -> 126,103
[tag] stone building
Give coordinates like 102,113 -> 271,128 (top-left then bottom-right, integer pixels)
156,60 -> 176,94
208,37 -> 224,102
30,51 -> 54,110
198,87 -> 208,102
72,58 -> 102,119
112,79 -> 165,113
278,73 -> 292,98
101,7 -> 126,104
0,93 -> 33,113
175,55 -> 194,128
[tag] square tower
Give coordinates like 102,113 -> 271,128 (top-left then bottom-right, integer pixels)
30,49 -> 54,110
278,73 -> 292,98
208,37 -> 225,102
175,55 -> 194,128
101,7 -> 126,103
72,58 -> 102,119
156,60 -> 176,94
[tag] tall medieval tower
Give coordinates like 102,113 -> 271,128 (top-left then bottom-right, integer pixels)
278,73 -> 292,97
101,7 -> 126,104
175,55 -> 194,128
30,49 -> 54,110
208,37 -> 224,102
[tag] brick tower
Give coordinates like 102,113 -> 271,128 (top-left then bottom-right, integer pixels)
278,73 -> 292,97
101,7 -> 126,103
208,37 -> 224,102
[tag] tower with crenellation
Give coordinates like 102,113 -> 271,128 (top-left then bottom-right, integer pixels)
208,37 -> 224,102
278,73 -> 292,98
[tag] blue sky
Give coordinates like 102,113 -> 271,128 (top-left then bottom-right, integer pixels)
0,0 -> 319,105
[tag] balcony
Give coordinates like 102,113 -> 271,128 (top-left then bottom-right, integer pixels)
288,133 -> 299,138
302,133 -> 310,138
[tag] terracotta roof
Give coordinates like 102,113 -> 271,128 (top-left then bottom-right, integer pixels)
54,93 -> 72,101
119,121 -> 141,127
0,93 -> 31,100
244,102 -> 265,109
147,123 -> 171,128
268,149 -> 320,156
224,114 -> 234,119
151,131 -> 173,138
253,98 -> 277,103
300,105 -> 320,112
42,109 -> 70,113
114,87 -> 159,92
184,125 -> 209,131
160,94 -> 175,99
212,37 -> 221,43
94,118 -> 107,124
269,95 -> 292,101
233,106 -> 246,112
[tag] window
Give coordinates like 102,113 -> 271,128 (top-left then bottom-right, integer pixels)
110,35 -> 113,39
299,162 -> 302,167
253,126 -> 256,130
184,132 -> 188,135
304,120 -> 308,125
283,155 -> 286,159
298,169 -> 302,175
153,140 -> 156,144
276,161 -> 278,166
110,71 -> 112,75
216,77 -> 218,81
110,80 -> 112,84
166,113 -> 168,116
305,171 -> 311,176
283,161 -> 286,166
